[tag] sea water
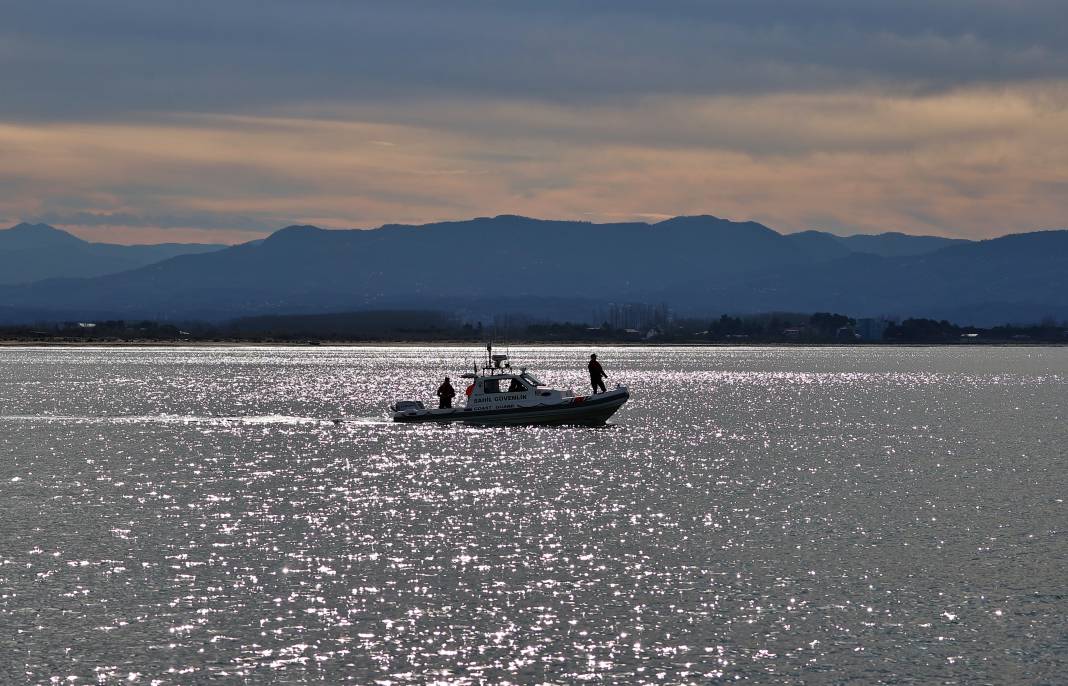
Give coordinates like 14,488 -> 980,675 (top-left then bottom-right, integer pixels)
1,345 -> 1065,683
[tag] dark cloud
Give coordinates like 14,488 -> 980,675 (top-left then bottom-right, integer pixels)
3,0 -> 1066,120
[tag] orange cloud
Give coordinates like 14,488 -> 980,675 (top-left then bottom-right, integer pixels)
1,84 -> 1067,242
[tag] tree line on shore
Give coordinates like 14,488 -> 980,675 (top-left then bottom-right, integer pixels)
1,310 -> 1066,344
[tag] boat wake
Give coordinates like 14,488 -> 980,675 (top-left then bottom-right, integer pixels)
0,413 -> 392,426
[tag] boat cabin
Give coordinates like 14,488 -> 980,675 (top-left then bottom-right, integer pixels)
460,351 -> 561,409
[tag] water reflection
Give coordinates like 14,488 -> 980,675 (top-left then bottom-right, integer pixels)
0,346 -> 1065,683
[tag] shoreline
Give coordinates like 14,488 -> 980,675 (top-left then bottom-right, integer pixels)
1,338 -> 1065,348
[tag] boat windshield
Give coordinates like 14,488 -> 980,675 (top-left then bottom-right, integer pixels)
483,377 -> 529,394
521,372 -> 544,386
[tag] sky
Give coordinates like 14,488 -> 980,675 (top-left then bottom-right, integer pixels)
2,1 -> 1067,244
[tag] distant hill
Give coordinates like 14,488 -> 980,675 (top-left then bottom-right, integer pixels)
229,310 -> 461,338
790,230 -> 969,257
0,222 -> 227,285
666,230 -> 1068,323
0,215 -> 1062,326
836,231 -> 969,257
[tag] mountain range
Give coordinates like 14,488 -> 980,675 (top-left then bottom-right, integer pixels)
0,216 -> 1064,326
0,223 -> 225,285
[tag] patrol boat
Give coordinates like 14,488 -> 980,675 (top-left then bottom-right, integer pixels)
391,347 -> 629,426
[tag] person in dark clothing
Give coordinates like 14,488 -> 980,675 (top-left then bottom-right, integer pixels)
588,353 -> 608,394
436,376 -> 456,409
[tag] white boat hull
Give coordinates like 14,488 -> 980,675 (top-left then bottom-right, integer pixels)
393,387 -> 629,426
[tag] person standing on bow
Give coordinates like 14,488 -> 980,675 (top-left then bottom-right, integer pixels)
588,354 -> 608,394
436,376 -> 456,409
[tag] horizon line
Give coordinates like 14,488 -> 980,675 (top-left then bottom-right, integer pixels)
8,214 -> 1066,247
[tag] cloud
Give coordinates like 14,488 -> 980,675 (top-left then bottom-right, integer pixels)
2,85 -> 1066,241
1,2 -> 1067,242
29,211 -> 268,232
3,1 -> 1068,121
